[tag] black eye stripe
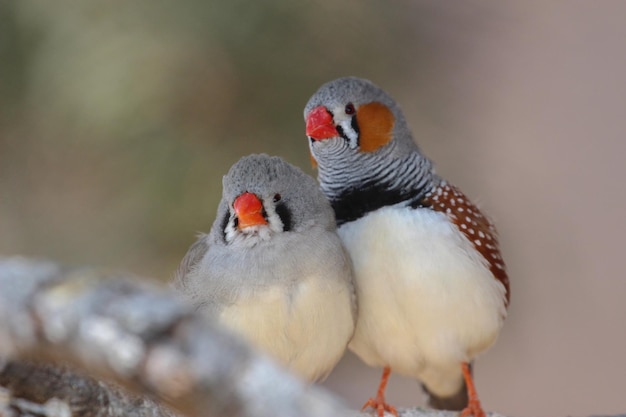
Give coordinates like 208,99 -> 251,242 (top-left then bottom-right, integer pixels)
351,114 -> 360,136
336,125 -> 348,141
275,202 -> 292,232
221,210 -> 230,241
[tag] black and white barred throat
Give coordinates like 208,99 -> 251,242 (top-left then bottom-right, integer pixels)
312,140 -> 435,225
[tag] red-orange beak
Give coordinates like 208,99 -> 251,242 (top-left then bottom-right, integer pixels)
233,192 -> 267,229
306,106 -> 339,140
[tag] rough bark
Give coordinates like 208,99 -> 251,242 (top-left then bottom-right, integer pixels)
0,360 -> 176,417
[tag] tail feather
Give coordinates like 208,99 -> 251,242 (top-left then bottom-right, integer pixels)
421,363 -> 471,411
423,382 -> 468,411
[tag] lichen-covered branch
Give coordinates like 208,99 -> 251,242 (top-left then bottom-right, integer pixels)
0,256 -> 513,417
0,359 -> 177,417
0,256 -> 347,417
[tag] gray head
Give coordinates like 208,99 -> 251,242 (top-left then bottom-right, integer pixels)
304,77 -> 420,160
214,154 -> 336,247
302,78 -> 435,218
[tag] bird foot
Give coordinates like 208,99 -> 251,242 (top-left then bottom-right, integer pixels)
362,396 -> 398,417
460,397 -> 486,417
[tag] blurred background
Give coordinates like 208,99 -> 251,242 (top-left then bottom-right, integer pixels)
1,1 -> 625,415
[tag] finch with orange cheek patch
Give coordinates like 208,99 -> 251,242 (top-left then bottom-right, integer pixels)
304,77 -> 510,417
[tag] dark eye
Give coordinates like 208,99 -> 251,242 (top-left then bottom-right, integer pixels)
273,193 -> 282,202
345,103 -> 355,115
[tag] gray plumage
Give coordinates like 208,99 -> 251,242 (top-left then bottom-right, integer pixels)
174,154 -> 356,382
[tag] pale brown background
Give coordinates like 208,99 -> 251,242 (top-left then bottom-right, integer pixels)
1,1 -> 625,416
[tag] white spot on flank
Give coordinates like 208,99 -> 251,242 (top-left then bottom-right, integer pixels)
450,199 -> 456,206
458,207 -> 464,213
465,216 -> 471,223
495,263 -> 504,269
474,239 -> 482,246
469,228 -> 475,234
461,224 -> 467,229
478,231 -> 485,238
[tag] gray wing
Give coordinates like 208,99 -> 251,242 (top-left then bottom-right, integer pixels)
173,234 -> 210,291
337,241 -> 358,327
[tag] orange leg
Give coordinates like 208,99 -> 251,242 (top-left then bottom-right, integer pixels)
460,362 -> 486,417
362,366 -> 398,417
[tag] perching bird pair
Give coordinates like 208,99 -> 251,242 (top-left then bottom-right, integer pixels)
174,77 -> 510,417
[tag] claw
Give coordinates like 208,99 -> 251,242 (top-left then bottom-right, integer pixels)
362,397 -> 398,417
461,399 -> 486,417
362,367 -> 398,417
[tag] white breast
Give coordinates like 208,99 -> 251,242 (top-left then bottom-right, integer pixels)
218,274 -> 354,382
341,205 -> 507,396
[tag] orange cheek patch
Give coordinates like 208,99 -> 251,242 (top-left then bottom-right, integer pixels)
310,151 -> 317,168
357,102 -> 395,152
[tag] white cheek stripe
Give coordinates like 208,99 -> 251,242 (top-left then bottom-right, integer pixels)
338,118 -> 359,148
